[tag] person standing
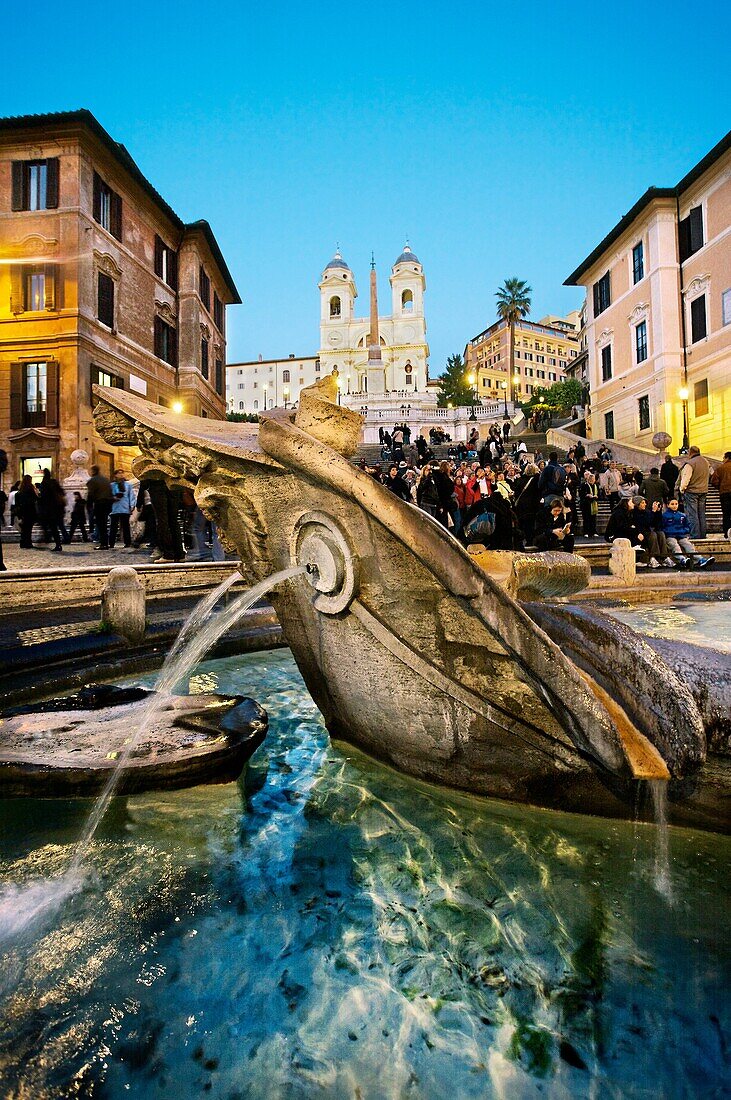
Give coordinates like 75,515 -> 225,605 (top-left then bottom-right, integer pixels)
600,461 -> 622,511
38,469 -> 65,551
640,467 -> 669,507
15,475 -> 39,550
579,471 -> 599,537
678,446 -> 710,539
660,453 -> 679,499
711,452 -> 731,540
85,465 -> 114,549
65,492 -> 90,543
109,470 -> 136,548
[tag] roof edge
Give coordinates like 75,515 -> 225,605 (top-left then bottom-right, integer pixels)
565,128 -> 731,286
0,109 -> 241,302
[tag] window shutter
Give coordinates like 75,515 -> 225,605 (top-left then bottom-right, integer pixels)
169,249 -> 178,291
689,207 -> 704,254
10,363 -> 23,428
98,273 -> 114,327
44,264 -> 54,310
171,326 -> 178,368
154,235 -> 164,277
111,191 -> 123,241
154,317 -> 162,359
46,361 -> 59,427
93,172 -> 102,222
10,266 -> 24,314
46,158 -> 60,208
11,162 -> 24,210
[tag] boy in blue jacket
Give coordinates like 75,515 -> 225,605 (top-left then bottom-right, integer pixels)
661,499 -> 714,568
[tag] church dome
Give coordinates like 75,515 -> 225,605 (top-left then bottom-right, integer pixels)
325,250 -> 351,272
394,244 -> 420,266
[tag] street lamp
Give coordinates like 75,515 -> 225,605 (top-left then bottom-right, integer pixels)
501,380 -> 508,417
512,371 -> 520,406
336,375 -> 343,405
467,371 -> 478,421
283,388 -> 290,409
678,386 -> 690,451
172,400 -> 183,415
263,384 -> 268,410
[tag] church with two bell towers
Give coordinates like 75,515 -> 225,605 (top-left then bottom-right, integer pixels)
318,244 -> 429,398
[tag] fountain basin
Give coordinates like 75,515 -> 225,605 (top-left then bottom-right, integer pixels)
0,686 -> 267,798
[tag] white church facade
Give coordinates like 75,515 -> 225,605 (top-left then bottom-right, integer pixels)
318,245 -> 430,400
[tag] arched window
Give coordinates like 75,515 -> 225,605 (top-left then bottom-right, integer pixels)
402,289 -> 414,312
404,361 -> 413,384
253,400 -> 258,410
330,296 -> 341,318
283,369 -> 290,382
239,401 -> 244,410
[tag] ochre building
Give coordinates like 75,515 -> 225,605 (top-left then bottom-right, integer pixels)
0,109 -> 240,483
565,130 -> 730,458
464,314 -> 579,404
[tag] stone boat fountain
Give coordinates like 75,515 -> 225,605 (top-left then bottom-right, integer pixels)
92,375 -> 727,832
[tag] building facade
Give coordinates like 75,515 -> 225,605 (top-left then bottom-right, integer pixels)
0,109 -> 240,484
565,130 -> 730,458
464,313 -> 579,403
318,245 -> 429,398
227,355 -> 320,414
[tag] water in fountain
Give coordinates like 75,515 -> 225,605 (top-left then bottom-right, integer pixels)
0,565 -> 305,941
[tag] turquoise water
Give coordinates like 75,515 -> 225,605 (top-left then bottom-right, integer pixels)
608,600 -> 731,654
1,649 -> 729,1098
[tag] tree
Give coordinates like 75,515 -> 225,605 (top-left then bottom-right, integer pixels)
437,353 -> 475,407
495,278 -> 532,406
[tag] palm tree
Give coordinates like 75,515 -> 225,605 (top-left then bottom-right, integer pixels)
495,278 -> 532,408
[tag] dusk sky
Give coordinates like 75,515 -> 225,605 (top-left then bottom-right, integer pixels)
5,0 -> 730,373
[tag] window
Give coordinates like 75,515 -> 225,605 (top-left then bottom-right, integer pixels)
329,295 -> 341,317
282,369 -> 290,383
253,381 -> 257,389
723,289 -> 731,326
90,364 -> 123,402
549,357 -> 556,366
402,289 -> 413,312
601,344 -> 612,381
679,206 -> 704,262
690,295 -> 707,343
215,358 -> 223,395
154,317 -> 177,365
201,337 -> 209,380
638,394 -> 650,431
632,241 -> 644,284
593,271 -> 611,315
199,266 -> 210,310
253,400 -> 259,410
604,411 -> 614,439
97,272 -> 115,328
536,355 -> 545,363
239,401 -> 244,410
93,172 -> 122,240
694,379 -> 709,417
11,158 -> 59,211
213,292 -> 224,330
25,268 -> 45,312
635,320 -> 648,363
315,360 -> 321,372
154,236 -> 178,290
10,361 -> 59,428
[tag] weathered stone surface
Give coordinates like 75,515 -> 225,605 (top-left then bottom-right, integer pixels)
0,686 -> 267,797
609,538 -> 636,583
467,547 -> 591,600
92,378 -> 712,823
101,566 -> 146,643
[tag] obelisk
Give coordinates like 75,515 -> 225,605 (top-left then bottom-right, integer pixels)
366,253 -> 385,394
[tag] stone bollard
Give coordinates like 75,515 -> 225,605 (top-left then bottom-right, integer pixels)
101,566 -> 146,643
608,538 -> 636,585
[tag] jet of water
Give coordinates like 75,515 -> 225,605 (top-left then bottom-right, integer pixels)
68,565 -> 305,874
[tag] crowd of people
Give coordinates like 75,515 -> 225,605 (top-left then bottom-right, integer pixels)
3,467 -> 225,564
361,438 -> 729,570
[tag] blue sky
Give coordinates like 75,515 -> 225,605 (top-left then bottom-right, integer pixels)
4,0 -> 730,373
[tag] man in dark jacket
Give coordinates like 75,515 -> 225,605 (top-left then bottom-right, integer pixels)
537,453 -> 566,500
711,452 -> 731,539
640,468 -> 669,507
85,465 -> 113,549
38,469 -> 66,551
660,454 -> 678,499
